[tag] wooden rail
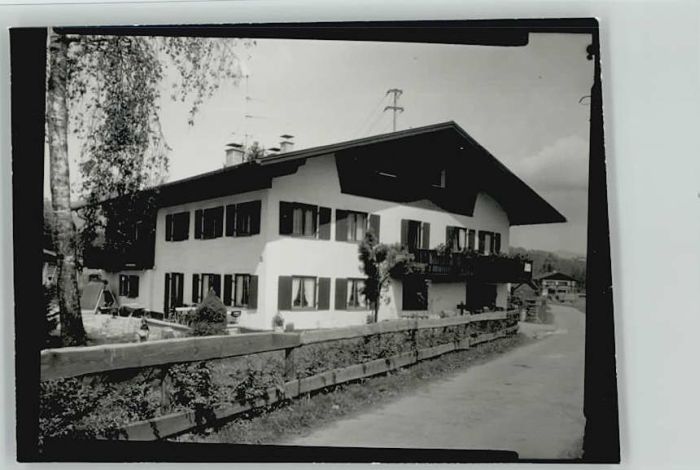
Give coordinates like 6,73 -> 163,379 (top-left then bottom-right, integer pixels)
41,311 -> 511,381
41,311 -> 520,441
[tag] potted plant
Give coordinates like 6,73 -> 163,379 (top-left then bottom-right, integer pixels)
272,313 -> 284,332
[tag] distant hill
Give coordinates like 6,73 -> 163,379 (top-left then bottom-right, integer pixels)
510,247 -> 587,287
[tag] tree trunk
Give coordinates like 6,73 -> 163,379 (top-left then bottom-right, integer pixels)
47,30 -> 86,346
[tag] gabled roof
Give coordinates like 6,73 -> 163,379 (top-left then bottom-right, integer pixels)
74,121 -> 566,225
536,271 -> 578,282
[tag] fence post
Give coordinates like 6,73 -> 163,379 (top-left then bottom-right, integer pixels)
284,346 -> 297,381
410,322 -> 418,358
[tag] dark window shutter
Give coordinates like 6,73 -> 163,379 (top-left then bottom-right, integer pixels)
494,233 -> 501,253
180,212 -> 191,240
130,275 -> 139,298
194,210 -> 203,239
250,200 -> 261,235
223,274 -> 233,306
335,210 -> 348,241
318,207 -> 331,240
400,219 -> 409,246
369,214 -> 380,242
248,275 -> 258,309
478,231 -> 486,253
421,222 -> 431,249
214,207 -> 224,238
317,277 -> 330,310
175,273 -> 184,306
335,278 -> 347,310
192,274 -> 200,303
212,274 -> 222,297
279,202 -> 292,235
225,204 -> 236,237
278,276 -> 293,310
165,214 -> 173,241
119,275 -> 126,296
164,273 -> 171,314
446,226 -> 455,248
468,229 -> 476,251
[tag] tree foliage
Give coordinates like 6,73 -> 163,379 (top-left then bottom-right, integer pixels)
510,247 -> 587,287
358,231 -> 423,322
72,35 -> 250,258
46,32 -> 251,345
245,141 -> 265,161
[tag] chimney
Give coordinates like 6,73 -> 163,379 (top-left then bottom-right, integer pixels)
267,146 -> 281,156
280,134 -> 294,153
225,143 -> 245,167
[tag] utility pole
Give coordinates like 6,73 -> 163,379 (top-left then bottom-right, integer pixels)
384,88 -> 404,132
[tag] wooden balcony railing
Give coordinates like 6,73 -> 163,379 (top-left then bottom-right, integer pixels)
410,249 -> 532,283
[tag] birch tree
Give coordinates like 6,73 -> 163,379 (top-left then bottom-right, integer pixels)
46,29 -> 249,345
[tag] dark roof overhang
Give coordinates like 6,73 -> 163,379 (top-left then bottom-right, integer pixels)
73,121 -> 565,226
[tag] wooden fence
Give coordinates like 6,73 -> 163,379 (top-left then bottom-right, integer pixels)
41,310 -> 520,441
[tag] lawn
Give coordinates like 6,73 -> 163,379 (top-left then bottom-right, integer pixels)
174,333 -> 533,445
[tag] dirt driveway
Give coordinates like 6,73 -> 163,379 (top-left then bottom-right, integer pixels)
284,305 -> 586,459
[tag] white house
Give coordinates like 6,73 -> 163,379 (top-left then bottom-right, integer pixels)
537,271 -> 579,297
81,121 -> 565,331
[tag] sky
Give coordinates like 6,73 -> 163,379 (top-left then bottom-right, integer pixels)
52,33 -> 593,255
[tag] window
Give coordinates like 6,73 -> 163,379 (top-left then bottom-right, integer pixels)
292,276 -> 317,309
401,219 -> 430,251
478,231 -> 502,254
119,274 -> 139,298
432,168 -> 446,188
446,226 -> 476,252
234,274 -> 250,307
346,211 -> 368,241
223,274 -> 259,309
194,206 -> 224,239
293,206 -> 316,236
337,210 -> 380,242
192,273 -> 221,303
402,276 -> 428,311
225,200 -> 261,237
279,276 -> 329,310
279,202 -> 331,239
164,272 -> 184,314
347,278 -> 368,309
165,212 -> 190,241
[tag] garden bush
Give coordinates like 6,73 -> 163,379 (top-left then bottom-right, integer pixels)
187,291 -> 228,336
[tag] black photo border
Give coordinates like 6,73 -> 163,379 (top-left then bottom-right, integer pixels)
11,18 -> 618,463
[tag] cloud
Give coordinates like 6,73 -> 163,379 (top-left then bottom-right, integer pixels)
514,134 -> 590,192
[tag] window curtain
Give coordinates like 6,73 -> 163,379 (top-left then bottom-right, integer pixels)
235,275 -> 250,306
293,277 -> 315,307
303,208 -> 314,236
292,207 -> 303,235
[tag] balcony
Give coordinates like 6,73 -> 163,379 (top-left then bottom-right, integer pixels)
83,240 -> 155,271
410,249 -> 532,284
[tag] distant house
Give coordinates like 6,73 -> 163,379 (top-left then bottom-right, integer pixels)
511,281 -> 541,304
76,121 -> 565,330
536,271 -> 578,296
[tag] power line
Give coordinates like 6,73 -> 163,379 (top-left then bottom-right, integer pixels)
353,93 -> 389,138
365,108 -> 388,137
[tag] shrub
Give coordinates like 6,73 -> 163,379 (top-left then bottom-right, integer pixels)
187,291 -> 228,336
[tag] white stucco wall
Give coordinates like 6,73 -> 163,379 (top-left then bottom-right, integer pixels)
121,152 -> 513,330
149,189 -> 271,330
264,154 -> 511,328
103,269 -> 155,310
